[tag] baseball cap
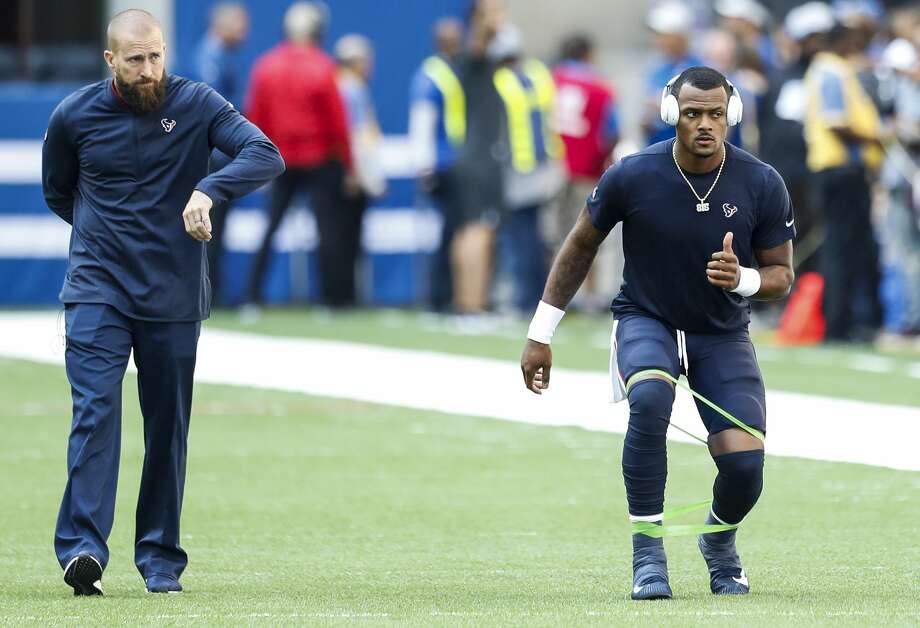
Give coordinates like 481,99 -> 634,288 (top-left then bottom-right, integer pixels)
784,2 -> 835,41
714,0 -> 770,28
647,1 -> 693,34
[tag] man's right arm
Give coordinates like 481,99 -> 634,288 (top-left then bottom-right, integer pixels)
521,162 -> 623,394
520,208 -> 608,394
42,104 -> 78,225
542,208 -> 608,308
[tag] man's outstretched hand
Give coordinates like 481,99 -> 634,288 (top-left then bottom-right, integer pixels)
707,231 -> 740,291
521,339 -> 552,395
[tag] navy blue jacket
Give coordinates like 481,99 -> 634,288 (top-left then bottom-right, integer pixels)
42,76 -> 284,321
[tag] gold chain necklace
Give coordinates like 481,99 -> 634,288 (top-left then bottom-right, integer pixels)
671,140 -> 726,213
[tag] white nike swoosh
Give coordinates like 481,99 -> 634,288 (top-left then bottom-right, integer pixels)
633,585 -> 644,594
732,570 -> 748,587
785,219 -> 795,227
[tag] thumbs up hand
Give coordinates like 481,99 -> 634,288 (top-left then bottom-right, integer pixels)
706,231 -> 740,291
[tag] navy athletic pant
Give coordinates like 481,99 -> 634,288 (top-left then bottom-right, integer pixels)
55,303 -> 199,580
614,313 -> 766,436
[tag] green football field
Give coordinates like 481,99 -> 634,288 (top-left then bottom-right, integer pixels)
1,309 -> 919,625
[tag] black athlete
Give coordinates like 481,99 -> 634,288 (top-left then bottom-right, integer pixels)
521,66 -> 795,600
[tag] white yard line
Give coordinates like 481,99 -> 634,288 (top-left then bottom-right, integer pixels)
0,313 -> 918,472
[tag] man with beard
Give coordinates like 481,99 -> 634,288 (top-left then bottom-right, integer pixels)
42,9 -> 284,595
521,67 -> 795,599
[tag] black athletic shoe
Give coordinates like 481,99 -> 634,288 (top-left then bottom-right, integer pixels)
698,534 -> 749,595
631,546 -> 673,600
63,554 -> 104,596
145,574 -> 183,593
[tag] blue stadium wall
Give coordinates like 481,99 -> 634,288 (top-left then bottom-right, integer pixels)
0,0 -> 466,307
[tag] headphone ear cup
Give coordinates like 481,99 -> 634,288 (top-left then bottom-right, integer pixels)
660,94 -> 679,126
727,92 -> 743,126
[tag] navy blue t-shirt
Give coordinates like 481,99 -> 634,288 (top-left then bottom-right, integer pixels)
587,139 -> 795,333
42,76 -> 284,322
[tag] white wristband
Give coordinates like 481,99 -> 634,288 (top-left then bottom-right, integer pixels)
731,266 -> 762,298
527,300 -> 566,344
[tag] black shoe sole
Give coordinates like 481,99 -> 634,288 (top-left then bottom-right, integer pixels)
631,581 -> 673,600
64,555 -> 103,596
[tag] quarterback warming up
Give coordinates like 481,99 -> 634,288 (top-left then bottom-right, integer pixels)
520,66 -> 795,600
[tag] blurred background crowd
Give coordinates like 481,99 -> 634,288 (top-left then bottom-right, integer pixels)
1,0 -> 918,346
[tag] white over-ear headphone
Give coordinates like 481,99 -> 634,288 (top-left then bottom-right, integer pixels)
660,73 -> 743,127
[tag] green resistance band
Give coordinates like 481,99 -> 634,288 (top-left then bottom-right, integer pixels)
625,369 -> 765,538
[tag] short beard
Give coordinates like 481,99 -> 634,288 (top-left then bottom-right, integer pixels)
115,72 -> 168,114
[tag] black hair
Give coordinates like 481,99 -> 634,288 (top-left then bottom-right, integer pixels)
671,66 -> 731,100
559,33 -> 593,62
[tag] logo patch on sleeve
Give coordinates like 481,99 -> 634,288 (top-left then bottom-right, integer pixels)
161,118 -> 177,133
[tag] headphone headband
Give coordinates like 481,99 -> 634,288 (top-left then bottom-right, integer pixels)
660,72 -> 743,127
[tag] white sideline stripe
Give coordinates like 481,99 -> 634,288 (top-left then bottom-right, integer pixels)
0,136 -> 415,184
0,140 -> 43,183
0,208 -> 441,258
0,312 -> 918,472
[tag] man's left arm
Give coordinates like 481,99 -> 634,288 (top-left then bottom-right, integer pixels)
752,241 -> 794,300
185,88 -> 285,241
706,166 -> 795,300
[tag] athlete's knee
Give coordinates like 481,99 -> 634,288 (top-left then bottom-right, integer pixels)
711,449 -> 765,524
627,377 -> 675,433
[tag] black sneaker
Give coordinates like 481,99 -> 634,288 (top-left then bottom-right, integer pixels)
698,534 -> 749,595
63,554 -> 104,596
631,546 -> 673,600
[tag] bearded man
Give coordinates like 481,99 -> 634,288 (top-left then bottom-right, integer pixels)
42,9 -> 284,595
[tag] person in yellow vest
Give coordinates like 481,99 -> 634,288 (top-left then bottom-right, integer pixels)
409,17 -> 466,311
804,22 -> 884,342
490,24 -> 564,313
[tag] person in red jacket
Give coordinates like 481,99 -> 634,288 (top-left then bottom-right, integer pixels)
551,33 -> 622,311
243,1 -> 356,310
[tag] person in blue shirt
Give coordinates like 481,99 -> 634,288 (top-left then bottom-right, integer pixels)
191,2 -> 248,109
41,9 -> 283,596
189,1 -> 250,305
642,1 -> 703,146
521,67 -> 795,600
409,17 -> 465,311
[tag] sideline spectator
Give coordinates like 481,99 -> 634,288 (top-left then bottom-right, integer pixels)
714,0 -> 778,73
335,34 -> 386,306
551,32 -> 622,311
188,1 -> 250,305
804,22 -> 884,342
448,0 -> 508,313
243,1 -> 355,311
491,24 -> 564,313
879,30 -> 920,337
759,1 -> 835,273
642,1 -> 702,145
409,17 -> 466,312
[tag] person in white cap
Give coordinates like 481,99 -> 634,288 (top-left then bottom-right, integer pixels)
643,1 -> 703,145
758,2 -> 835,273
714,0 -> 778,72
